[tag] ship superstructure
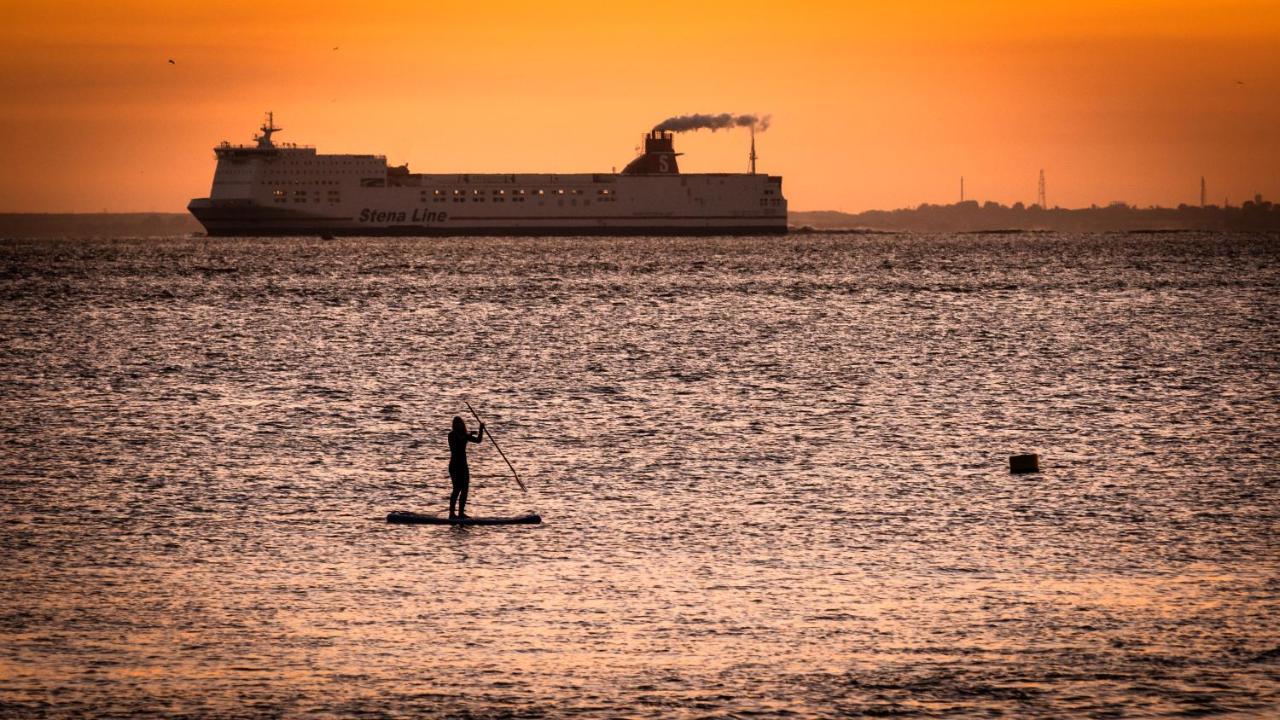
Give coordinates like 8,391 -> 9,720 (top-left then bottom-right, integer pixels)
188,114 -> 787,236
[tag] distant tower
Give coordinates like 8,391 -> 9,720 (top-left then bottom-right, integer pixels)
1200,176 -> 1207,208
749,125 -> 757,175
960,176 -> 965,203
1037,169 -> 1047,208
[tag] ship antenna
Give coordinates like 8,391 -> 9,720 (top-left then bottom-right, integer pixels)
255,111 -> 282,149
749,124 -> 758,175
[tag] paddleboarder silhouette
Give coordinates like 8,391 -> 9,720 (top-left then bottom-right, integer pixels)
448,416 -> 484,519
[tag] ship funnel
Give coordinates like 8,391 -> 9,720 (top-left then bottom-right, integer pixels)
621,130 -> 682,175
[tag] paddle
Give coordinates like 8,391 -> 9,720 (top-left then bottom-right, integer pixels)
464,400 -> 527,493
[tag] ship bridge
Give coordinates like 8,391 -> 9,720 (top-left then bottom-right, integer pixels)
213,112 -> 315,159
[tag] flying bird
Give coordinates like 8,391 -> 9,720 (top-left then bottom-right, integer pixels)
168,59 -> 176,64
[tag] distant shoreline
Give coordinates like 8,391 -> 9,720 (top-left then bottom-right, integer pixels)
0,213 -> 204,239
790,198 -> 1279,233
3,201 -> 1278,238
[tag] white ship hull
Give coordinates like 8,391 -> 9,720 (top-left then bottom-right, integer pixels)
188,119 -> 787,237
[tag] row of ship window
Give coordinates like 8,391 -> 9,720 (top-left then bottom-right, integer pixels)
273,189 -> 341,203
418,189 -> 615,196
418,189 -> 619,204
759,198 -> 784,206
269,188 -> 625,205
274,161 -> 379,166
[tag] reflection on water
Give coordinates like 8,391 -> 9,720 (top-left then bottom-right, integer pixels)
1,233 -> 1277,717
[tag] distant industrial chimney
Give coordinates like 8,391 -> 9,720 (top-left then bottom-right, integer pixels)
1038,169 -> 1047,209
1201,176 -> 1207,208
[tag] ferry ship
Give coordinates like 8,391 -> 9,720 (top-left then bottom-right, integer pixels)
187,114 -> 787,237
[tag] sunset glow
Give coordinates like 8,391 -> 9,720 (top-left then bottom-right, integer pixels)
2,0 -> 1277,212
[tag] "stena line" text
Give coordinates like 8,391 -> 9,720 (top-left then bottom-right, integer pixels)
358,208 -> 449,223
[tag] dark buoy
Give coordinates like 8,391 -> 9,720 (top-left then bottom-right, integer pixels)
1009,453 -> 1040,474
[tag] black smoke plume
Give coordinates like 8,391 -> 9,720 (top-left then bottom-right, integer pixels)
653,113 -> 771,133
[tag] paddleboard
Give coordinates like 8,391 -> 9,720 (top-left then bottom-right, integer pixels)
386,511 -> 541,526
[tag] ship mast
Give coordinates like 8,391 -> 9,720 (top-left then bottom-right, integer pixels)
254,111 -> 281,149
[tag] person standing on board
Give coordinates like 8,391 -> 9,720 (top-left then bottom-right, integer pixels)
448,416 -> 484,519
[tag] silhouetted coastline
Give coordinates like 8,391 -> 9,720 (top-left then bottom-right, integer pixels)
0,213 -> 203,239
792,196 -> 1280,233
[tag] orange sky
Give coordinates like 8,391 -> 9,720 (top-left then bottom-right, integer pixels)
1,0 -> 1277,213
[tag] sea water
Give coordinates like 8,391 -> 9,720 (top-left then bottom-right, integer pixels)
1,232 -> 1277,717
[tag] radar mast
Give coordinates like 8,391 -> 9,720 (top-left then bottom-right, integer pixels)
254,112 -> 281,149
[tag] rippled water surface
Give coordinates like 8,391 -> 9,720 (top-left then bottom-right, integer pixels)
2,232 -> 1278,718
